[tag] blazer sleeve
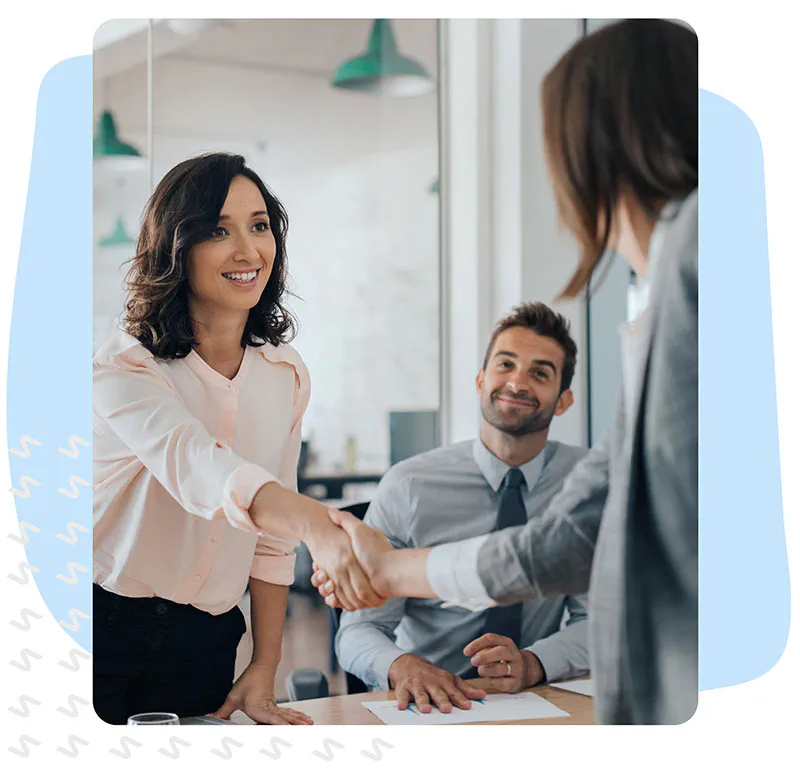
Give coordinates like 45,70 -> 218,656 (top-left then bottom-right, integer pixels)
476,423 -> 613,605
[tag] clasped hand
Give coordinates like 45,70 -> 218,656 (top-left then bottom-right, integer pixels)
307,509 -> 393,610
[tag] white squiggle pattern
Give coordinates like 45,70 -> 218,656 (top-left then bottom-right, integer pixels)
8,735 -> 41,757
361,738 -> 394,761
57,475 -> 91,499
313,739 -> 345,761
9,435 -> 42,458
57,735 -> 89,757
109,737 -> 143,759
9,649 -> 42,671
56,562 -> 89,585
10,476 -> 42,499
7,561 -> 40,584
58,648 -> 91,670
57,694 -> 91,717
159,737 -> 191,758
211,737 -> 244,759
57,435 -> 90,458
9,608 -> 43,631
7,521 -> 41,544
260,738 -> 292,759
56,521 -> 90,544
59,608 -> 90,632
8,695 -> 41,717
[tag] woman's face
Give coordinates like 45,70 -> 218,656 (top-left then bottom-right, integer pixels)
186,175 -> 275,315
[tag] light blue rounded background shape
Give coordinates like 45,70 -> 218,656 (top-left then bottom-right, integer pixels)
7,57 -> 791,685
698,91 -> 790,688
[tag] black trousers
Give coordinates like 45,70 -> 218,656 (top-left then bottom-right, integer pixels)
92,584 -> 246,725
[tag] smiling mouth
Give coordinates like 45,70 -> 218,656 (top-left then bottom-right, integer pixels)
495,395 -> 536,409
221,268 -> 261,286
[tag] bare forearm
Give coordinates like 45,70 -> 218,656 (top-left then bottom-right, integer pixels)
375,548 -> 436,599
249,578 -> 289,677
250,482 -> 332,548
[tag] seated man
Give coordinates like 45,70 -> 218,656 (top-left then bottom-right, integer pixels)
335,302 -> 590,713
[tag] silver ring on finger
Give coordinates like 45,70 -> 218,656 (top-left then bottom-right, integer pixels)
506,662 -> 511,676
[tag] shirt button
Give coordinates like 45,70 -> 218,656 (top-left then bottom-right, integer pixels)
211,537 -> 217,543
228,383 -> 236,392
155,603 -> 168,615
193,575 -> 202,582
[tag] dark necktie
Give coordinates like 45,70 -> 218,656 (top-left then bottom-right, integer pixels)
462,468 -> 528,679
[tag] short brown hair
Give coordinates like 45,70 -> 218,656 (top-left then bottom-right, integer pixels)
483,302 -> 577,392
542,19 -> 698,298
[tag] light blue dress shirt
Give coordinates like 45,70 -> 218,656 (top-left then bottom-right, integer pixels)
335,439 -> 590,690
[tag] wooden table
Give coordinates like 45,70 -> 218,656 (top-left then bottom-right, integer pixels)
232,678 -> 594,725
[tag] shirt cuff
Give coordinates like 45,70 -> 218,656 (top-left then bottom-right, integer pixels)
249,552 -> 297,586
525,640 -> 567,684
222,463 -> 277,534
368,646 -> 409,691
426,536 -> 496,612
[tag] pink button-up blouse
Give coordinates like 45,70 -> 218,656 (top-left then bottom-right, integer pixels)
93,330 -> 310,614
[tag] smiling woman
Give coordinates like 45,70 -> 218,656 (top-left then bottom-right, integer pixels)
123,153 -> 294,360
92,153 -> 384,725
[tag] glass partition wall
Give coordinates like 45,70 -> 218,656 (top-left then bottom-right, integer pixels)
93,19 -> 442,488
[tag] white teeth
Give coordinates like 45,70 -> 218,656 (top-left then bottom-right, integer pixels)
223,270 -> 257,282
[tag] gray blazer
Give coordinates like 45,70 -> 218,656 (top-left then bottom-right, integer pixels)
477,191 -> 698,724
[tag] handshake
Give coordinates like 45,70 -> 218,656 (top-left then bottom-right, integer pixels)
306,509 -> 398,611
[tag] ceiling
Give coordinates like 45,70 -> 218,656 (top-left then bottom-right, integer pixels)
94,19 -> 439,82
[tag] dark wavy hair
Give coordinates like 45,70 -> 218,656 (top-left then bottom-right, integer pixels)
123,152 -> 297,358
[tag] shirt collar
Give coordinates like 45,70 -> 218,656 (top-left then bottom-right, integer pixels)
472,438 -> 547,493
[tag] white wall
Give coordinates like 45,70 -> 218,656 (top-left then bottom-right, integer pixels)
441,19 -> 587,448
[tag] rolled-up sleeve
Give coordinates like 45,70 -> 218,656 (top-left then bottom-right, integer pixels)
94,347 -> 276,532
426,536 -> 495,611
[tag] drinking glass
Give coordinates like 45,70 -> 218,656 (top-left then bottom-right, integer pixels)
127,712 -> 180,725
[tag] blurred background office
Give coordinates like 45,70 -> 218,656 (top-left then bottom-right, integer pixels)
92,18 -> 641,699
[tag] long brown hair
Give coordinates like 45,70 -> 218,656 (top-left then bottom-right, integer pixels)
542,19 -> 698,297
123,153 -> 296,359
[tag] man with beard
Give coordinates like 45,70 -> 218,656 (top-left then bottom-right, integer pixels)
334,302 -> 589,713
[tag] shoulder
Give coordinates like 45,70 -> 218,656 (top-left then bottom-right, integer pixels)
386,440 -> 474,482
94,329 -> 156,370
253,342 -> 310,388
544,441 -> 588,475
659,191 -> 698,291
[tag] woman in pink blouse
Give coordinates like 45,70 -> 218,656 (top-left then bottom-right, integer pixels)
93,153 -> 382,725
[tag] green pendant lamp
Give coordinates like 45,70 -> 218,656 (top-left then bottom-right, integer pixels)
332,19 -> 434,97
99,216 -> 136,247
93,110 -> 146,170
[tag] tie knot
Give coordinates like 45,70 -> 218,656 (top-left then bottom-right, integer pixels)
504,468 -> 525,490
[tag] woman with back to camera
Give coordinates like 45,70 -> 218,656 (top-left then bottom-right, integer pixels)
313,19 -> 699,725
93,153 -> 383,725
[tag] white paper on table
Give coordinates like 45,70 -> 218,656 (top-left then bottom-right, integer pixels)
549,678 -> 595,697
362,692 -> 570,725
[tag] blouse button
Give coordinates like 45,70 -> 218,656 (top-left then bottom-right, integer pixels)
211,536 -> 217,544
193,575 -> 202,582
228,383 -> 236,392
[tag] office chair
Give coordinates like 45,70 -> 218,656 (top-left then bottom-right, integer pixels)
285,502 -> 370,701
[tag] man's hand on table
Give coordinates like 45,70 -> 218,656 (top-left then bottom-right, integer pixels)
463,633 -> 545,693
388,653 -> 487,714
